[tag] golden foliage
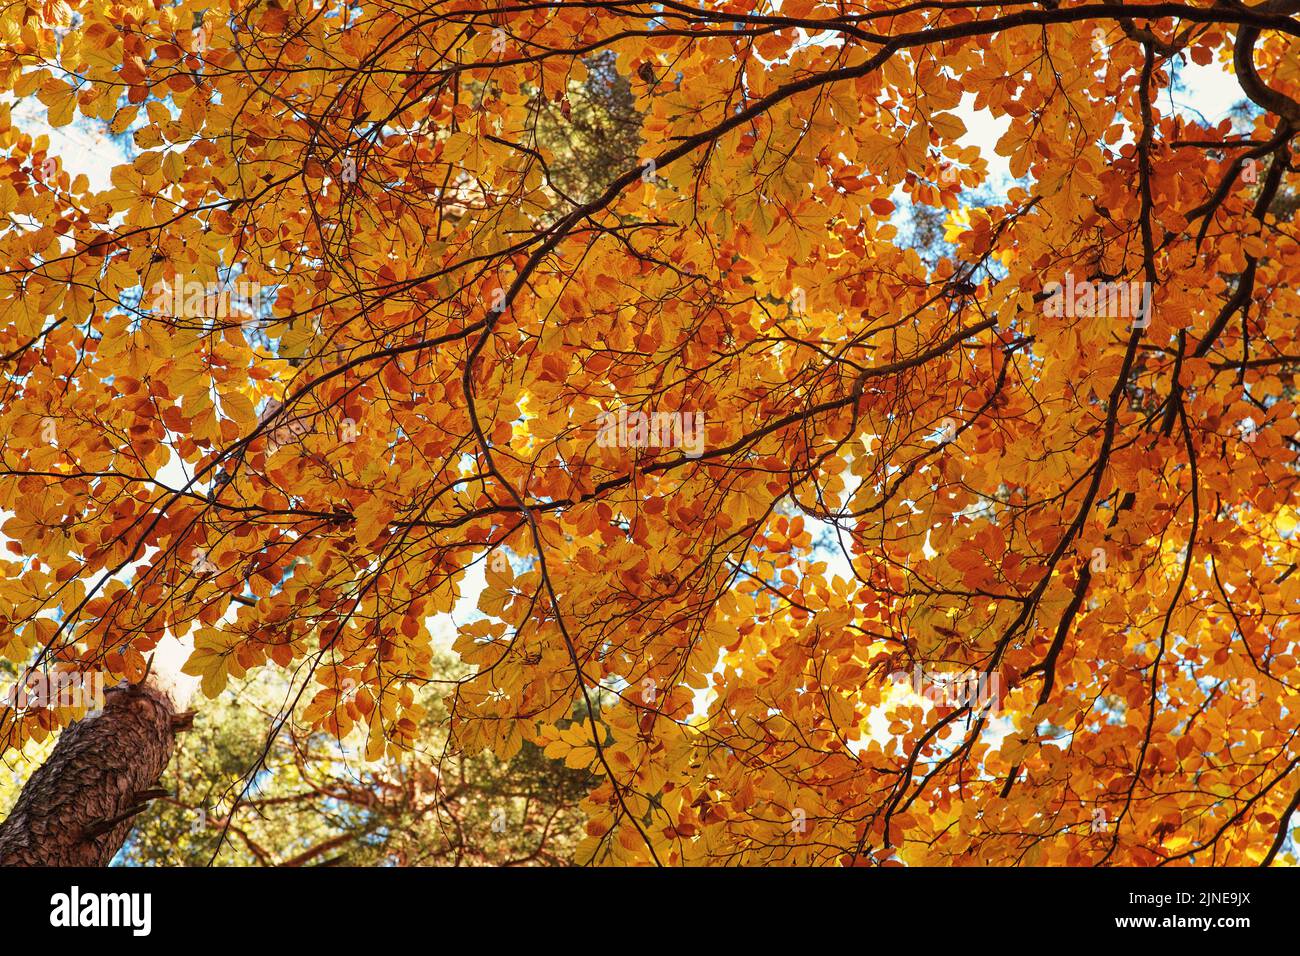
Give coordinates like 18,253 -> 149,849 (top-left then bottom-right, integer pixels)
0,1 -> 1298,866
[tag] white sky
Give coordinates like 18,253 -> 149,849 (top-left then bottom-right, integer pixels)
954,58 -> 1250,188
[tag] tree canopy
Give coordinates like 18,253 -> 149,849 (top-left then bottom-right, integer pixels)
0,0 -> 1298,866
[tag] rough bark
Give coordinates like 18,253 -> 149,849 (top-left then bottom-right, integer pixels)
0,637 -> 199,866
0,683 -> 178,866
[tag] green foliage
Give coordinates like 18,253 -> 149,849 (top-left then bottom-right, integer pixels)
535,51 -> 644,205
122,653 -> 594,866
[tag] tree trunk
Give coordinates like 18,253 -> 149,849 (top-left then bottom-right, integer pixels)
0,637 -> 198,866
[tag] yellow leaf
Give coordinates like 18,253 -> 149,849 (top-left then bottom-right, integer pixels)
109,105 -> 138,135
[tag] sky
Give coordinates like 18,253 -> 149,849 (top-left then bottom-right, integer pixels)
953,57 -> 1250,189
